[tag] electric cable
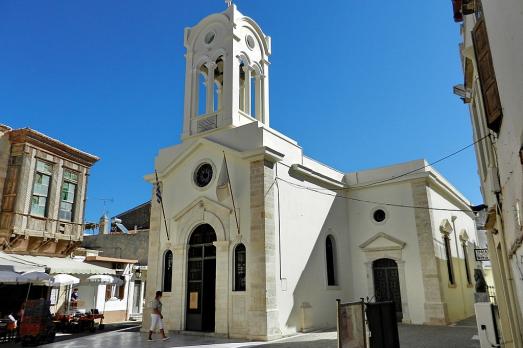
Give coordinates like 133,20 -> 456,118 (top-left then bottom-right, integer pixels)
276,176 -> 475,212
279,133 -> 491,191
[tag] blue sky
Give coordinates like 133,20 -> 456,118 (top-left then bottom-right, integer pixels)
0,0 -> 480,222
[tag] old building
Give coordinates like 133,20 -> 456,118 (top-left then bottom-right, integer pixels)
0,125 -> 109,318
0,124 -> 99,256
452,0 -> 523,346
144,4 -> 480,340
82,202 -> 151,321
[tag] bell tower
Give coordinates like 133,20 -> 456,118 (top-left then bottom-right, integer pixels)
182,4 -> 271,138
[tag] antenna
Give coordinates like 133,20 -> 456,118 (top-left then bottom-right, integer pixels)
95,197 -> 114,215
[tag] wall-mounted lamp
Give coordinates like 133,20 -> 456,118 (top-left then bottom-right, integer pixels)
134,265 -> 142,279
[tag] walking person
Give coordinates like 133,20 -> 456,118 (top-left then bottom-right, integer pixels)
148,291 -> 169,341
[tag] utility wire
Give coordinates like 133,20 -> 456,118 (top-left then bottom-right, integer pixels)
276,176 -> 474,212
279,133 -> 491,191
350,133 -> 492,189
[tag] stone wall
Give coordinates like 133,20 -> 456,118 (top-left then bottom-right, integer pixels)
83,229 -> 149,265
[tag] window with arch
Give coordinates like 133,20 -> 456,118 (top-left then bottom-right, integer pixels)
442,234 -> 455,285
163,250 -> 173,292
462,240 -> 472,285
234,243 -> 246,291
325,235 -> 337,286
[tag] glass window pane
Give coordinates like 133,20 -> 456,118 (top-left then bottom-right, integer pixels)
36,160 -> 53,175
31,195 -> 46,217
64,170 -> 79,183
58,209 -> 72,221
234,244 -> 246,291
33,173 -> 50,196
61,182 -> 76,202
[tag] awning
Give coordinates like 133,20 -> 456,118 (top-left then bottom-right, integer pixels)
0,252 -> 115,275
0,252 -> 46,273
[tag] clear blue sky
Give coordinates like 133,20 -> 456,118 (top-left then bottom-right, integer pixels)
0,0 -> 480,222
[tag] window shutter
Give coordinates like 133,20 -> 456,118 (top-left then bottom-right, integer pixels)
472,18 -> 503,132
118,284 -> 125,300
105,285 -> 112,300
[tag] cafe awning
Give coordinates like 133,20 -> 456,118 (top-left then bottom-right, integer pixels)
0,252 -> 46,273
0,252 -> 115,275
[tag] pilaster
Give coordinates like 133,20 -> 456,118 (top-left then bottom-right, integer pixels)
411,181 -> 448,325
214,240 -> 230,334
247,159 -> 281,340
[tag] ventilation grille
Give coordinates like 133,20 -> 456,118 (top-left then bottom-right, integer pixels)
197,115 -> 217,133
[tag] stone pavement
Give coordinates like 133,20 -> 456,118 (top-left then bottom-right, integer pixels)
39,321 -> 480,348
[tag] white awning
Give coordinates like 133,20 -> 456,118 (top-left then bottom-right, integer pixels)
0,252 -> 46,273
0,252 -> 115,275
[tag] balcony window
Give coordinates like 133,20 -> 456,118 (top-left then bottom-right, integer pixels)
59,170 -> 78,221
30,160 -> 53,217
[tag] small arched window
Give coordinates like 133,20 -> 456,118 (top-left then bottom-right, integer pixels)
163,250 -> 173,292
326,235 -> 337,286
234,243 -> 246,291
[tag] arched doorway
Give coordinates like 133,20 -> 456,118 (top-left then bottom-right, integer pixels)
186,224 -> 217,332
373,258 -> 403,321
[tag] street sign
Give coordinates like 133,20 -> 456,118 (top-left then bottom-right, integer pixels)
475,248 -> 490,261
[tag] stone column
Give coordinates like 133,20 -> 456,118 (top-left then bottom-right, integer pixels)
192,68 -> 200,118
242,65 -> 252,115
254,74 -> 263,121
216,83 -> 223,111
248,160 -> 281,340
172,244 -> 188,331
214,240 -> 230,334
205,62 -> 217,114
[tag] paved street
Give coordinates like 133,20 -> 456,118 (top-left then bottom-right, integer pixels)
32,320 -> 479,348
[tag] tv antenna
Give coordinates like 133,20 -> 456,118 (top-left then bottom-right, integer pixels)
95,197 -> 114,215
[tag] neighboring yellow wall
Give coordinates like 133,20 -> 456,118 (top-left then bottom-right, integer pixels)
437,257 -> 476,323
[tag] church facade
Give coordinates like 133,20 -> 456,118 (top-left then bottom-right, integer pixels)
144,5 -> 479,340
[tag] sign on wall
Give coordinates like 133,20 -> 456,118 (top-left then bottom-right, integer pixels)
189,292 -> 199,310
475,248 -> 490,261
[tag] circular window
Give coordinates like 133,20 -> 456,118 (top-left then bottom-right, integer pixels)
194,163 -> 213,188
373,209 -> 386,223
246,35 -> 255,50
204,31 -> 216,45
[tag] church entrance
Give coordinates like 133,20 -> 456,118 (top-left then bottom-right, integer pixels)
186,224 -> 217,332
372,258 -> 403,321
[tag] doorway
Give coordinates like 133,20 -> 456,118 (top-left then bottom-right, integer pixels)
132,281 -> 142,314
373,258 -> 403,321
186,224 -> 217,332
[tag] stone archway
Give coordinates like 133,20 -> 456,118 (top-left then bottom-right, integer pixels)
186,223 -> 217,332
172,197 -> 233,334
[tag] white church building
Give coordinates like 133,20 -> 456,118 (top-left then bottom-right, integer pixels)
144,4 -> 479,340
